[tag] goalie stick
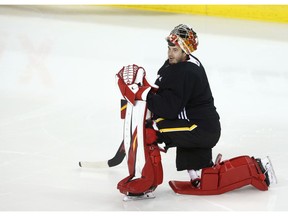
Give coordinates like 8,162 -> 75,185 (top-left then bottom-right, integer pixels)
79,100 -> 128,169
79,141 -> 125,168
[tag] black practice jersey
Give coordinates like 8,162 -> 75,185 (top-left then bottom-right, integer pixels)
147,55 -> 220,131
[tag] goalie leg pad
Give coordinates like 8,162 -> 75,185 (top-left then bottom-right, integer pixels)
117,143 -> 163,195
169,155 -> 269,195
145,128 -> 158,145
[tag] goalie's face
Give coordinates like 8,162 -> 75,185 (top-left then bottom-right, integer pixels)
168,45 -> 188,64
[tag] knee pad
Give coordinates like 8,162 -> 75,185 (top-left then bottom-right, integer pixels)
145,128 -> 158,145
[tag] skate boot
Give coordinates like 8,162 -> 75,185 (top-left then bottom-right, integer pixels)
190,178 -> 201,188
256,156 -> 277,187
123,188 -> 156,201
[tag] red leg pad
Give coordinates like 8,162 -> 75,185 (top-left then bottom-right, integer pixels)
169,155 -> 268,195
117,144 -> 163,195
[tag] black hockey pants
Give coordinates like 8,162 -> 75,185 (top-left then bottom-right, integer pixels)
156,118 -> 221,171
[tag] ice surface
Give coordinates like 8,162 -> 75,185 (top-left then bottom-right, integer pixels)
0,5 -> 288,211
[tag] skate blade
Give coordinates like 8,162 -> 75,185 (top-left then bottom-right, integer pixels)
262,156 -> 278,184
123,192 -> 155,201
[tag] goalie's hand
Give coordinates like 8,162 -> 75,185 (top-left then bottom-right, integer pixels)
117,78 -> 150,105
130,84 -> 151,101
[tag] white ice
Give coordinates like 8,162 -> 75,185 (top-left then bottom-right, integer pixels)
0,5 -> 288,211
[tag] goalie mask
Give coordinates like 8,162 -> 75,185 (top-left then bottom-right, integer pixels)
166,24 -> 199,55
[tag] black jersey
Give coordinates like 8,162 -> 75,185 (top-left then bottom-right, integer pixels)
147,55 -> 220,131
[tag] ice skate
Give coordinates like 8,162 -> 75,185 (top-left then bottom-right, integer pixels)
123,191 -> 155,201
190,178 -> 201,188
256,156 -> 277,186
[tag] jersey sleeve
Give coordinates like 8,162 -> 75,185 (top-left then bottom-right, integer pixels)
147,63 -> 196,119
